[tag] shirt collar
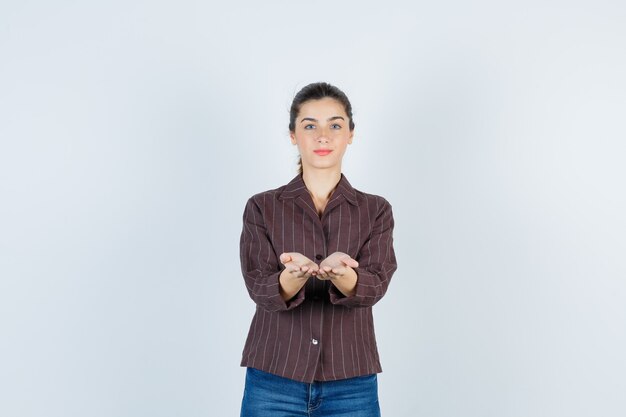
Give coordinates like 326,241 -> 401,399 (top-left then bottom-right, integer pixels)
278,173 -> 358,206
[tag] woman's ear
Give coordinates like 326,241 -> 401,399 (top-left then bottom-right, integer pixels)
290,132 -> 297,145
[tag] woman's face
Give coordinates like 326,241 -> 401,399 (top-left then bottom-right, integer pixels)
290,97 -> 354,173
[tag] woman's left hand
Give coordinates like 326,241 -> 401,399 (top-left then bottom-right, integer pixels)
315,252 -> 359,281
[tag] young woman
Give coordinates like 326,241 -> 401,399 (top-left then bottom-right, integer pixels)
239,82 -> 398,417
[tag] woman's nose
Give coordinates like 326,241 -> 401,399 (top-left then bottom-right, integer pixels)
317,131 -> 330,143
317,126 -> 332,142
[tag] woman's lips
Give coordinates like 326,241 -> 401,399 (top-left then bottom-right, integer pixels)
314,150 -> 332,156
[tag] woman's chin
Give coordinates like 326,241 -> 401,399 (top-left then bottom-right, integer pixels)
306,162 -> 340,171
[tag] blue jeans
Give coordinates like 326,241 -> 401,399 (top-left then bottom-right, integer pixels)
240,367 -> 381,417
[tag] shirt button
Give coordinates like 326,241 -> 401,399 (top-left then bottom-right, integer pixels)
315,254 -> 323,260
312,338 -> 319,345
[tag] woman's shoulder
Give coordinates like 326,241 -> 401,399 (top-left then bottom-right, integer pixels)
243,181 -> 291,208
244,173 -> 308,204
247,187 -> 281,200
243,191 -> 279,213
352,187 -> 393,210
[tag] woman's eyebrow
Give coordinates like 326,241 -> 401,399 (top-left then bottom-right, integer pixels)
300,116 -> 345,123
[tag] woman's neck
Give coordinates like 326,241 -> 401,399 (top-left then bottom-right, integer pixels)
301,169 -> 342,204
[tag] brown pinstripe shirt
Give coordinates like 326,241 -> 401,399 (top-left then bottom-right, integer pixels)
239,172 -> 398,383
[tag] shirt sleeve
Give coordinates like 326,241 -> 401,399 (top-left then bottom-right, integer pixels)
240,196 -> 306,312
328,198 -> 398,308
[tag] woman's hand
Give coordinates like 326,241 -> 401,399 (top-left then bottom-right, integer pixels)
277,252 -> 319,302
279,252 -> 320,280
315,252 -> 359,281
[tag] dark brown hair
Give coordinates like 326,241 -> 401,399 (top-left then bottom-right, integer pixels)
288,82 -> 355,175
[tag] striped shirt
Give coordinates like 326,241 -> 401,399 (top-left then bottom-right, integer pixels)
239,172 -> 398,383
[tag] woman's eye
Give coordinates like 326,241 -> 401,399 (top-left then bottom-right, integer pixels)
332,124 -> 342,129
304,124 -> 315,129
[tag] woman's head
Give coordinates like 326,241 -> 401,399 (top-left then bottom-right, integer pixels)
288,82 -> 355,175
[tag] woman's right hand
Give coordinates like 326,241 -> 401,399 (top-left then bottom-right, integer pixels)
279,252 -> 319,280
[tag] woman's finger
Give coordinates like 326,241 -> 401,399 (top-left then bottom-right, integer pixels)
280,253 -> 293,264
340,256 -> 358,268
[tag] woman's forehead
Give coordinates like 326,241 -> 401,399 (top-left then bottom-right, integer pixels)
299,98 -> 347,119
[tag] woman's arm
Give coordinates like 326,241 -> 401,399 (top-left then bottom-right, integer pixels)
328,198 -> 398,308
240,196 -> 307,312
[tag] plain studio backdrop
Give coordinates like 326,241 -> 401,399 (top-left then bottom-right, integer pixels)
1,1 -> 624,416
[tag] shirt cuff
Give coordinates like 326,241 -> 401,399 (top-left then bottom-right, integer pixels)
272,271 -> 306,311
328,267 -> 377,307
